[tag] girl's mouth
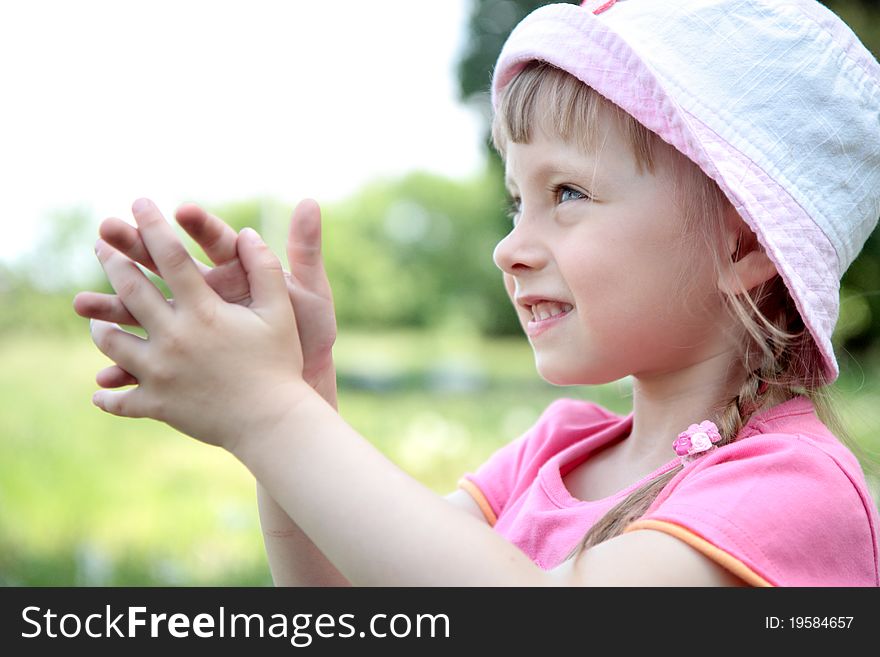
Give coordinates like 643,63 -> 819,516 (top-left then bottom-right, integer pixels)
526,307 -> 573,338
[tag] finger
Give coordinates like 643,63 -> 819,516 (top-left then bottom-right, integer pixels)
95,238 -> 173,332
96,364 -> 138,388
73,291 -> 141,327
286,198 -> 332,292
74,291 -> 179,325
203,258 -> 251,304
101,216 -> 212,279
90,319 -> 147,376
130,198 -> 215,305
237,228 -> 291,319
92,387 -> 151,419
99,217 -> 160,276
175,203 -> 240,266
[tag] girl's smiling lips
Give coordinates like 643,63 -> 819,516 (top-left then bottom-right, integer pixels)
515,294 -> 575,338
525,305 -> 573,338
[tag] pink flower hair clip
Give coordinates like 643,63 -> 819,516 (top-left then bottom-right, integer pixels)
673,420 -> 722,465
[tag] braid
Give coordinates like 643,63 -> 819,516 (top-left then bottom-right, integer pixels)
562,372 -> 773,560
714,294 -> 789,437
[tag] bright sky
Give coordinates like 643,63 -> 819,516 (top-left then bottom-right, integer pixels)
0,0 -> 484,264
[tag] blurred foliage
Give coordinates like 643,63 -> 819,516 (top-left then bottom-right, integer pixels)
822,0 -> 880,55
0,206 -> 108,336
20,207 -> 99,292
172,173 -> 521,336
318,171 -> 519,336
0,263 -> 97,338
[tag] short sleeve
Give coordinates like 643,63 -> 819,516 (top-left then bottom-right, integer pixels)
458,398 -> 618,526
623,434 -> 879,586
457,427 -> 532,525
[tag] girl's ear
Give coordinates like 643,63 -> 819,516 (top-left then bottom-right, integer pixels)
717,211 -> 779,296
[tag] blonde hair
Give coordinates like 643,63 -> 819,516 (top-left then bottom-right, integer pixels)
492,60 -> 877,558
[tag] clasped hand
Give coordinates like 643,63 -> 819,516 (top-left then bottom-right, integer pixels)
81,197 -> 313,455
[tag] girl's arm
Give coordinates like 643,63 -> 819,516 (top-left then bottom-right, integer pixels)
234,391 -> 547,586
239,392 -> 743,587
89,198 -> 738,586
256,366 -> 352,586
257,367 -> 489,586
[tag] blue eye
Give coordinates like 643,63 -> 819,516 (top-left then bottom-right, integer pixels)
556,185 -> 592,203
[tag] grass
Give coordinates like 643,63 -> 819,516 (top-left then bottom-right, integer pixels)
1,329 -> 878,585
0,332 -> 266,585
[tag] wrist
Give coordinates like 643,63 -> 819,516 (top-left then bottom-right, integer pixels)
231,382 -> 325,470
305,361 -> 338,411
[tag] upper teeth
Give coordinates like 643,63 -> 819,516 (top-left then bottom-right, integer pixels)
532,301 -> 573,321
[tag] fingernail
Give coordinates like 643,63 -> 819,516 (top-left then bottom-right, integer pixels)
92,392 -> 102,408
132,198 -> 150,213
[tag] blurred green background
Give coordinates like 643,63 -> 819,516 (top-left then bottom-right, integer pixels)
2,0 -> 880,585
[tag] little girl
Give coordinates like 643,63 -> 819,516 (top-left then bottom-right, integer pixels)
75,0 -> 880,586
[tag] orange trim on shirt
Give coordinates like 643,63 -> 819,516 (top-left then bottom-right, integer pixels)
457,478 -> 497,526
623,519 -> 774,587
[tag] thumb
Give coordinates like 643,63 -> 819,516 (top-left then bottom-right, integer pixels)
237,227 -> 290,318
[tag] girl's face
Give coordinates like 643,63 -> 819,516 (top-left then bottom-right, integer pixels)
494,108 -> 727,386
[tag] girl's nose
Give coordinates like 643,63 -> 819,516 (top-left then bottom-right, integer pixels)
492,218 -> 548,275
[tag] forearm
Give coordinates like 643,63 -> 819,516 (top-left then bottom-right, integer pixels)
237,390 -> 551,587
257,481 -> 351,586
256,366 -> 351,586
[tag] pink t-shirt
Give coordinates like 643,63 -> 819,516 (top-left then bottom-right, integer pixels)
458,395 -> 880,586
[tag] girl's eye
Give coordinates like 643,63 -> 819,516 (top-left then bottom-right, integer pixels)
506,197 -> 521,225
556,185 -> 592,203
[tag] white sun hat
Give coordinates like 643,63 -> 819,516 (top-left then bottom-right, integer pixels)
492,0 -> 880,384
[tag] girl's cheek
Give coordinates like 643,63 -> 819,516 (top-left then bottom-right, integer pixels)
503,273 -> 516,300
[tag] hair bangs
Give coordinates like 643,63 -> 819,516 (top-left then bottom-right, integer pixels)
491,60 -> 657,177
